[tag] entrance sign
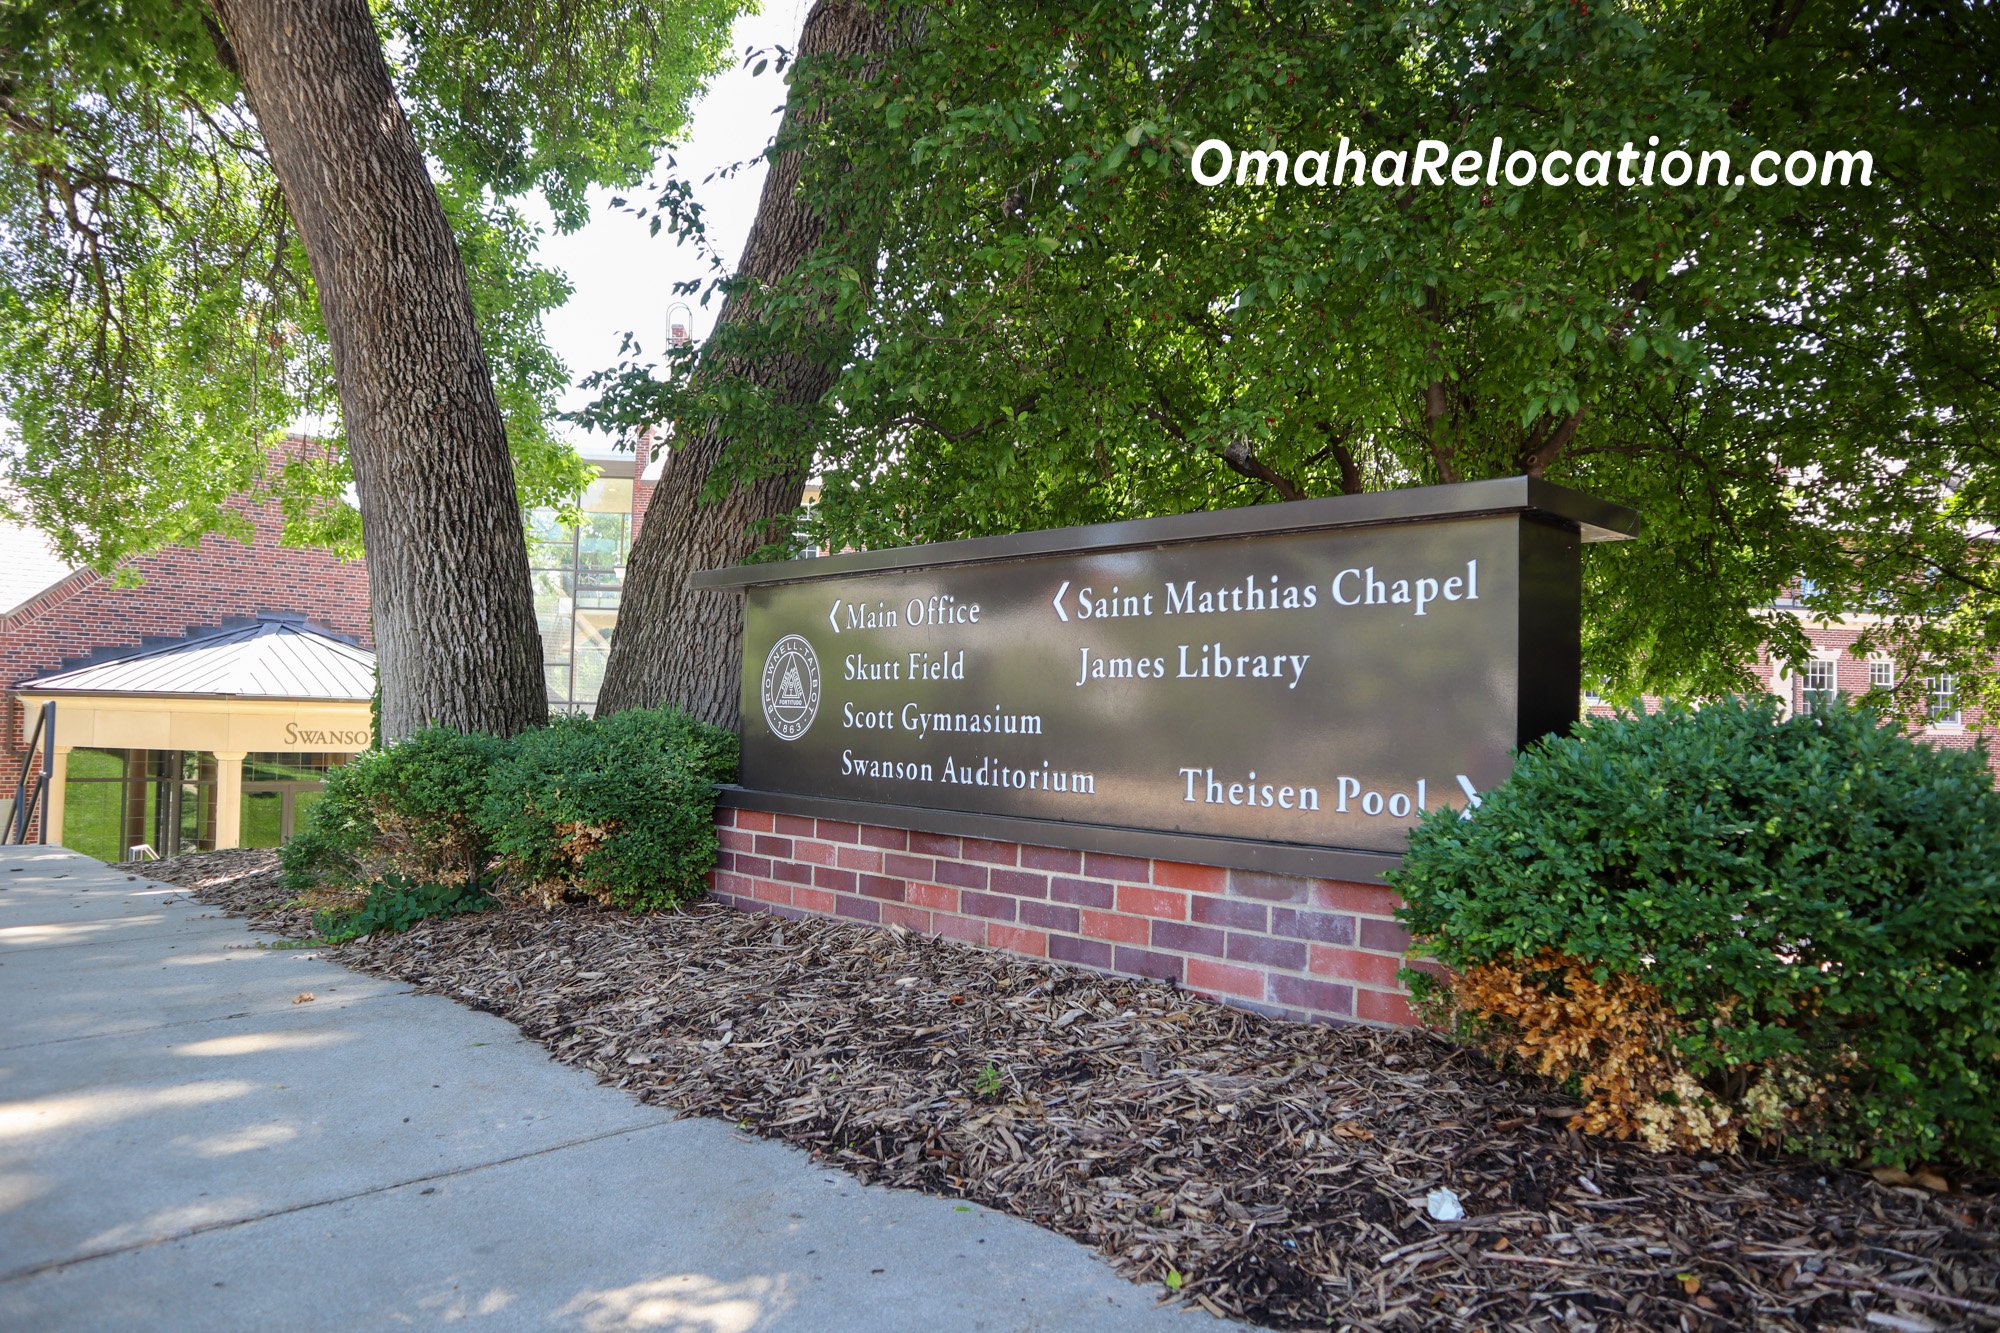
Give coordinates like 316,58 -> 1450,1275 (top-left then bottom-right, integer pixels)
693,478 -> 1639,881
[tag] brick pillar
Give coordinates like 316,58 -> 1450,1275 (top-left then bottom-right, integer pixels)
632,424 -> 660,537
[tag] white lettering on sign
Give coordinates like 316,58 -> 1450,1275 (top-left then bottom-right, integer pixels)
1175,643 -> 1310,688
1179,767 -> 1321,811
938,755 -> 1095,793
841,751 -> 934,781
1076,648 -> 1169,685
845,652 -> 901,681
1076,585 -> 1155,618
904,594 -> 980,627
838,750 -> 1098,795
836,599 -> 899,632
1330,559 -> 1479,615
1164,576 -> 1318,615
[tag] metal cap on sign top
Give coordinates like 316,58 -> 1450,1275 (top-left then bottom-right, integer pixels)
689,476 -> 1640,590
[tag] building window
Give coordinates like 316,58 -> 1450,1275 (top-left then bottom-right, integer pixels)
1927,675 -> 1962,727
1868,658 -> 1896,690
1801,659 -> 1837,713
527,473 -> 635,715
62,748 -> 216,862
240,752 -> 356,849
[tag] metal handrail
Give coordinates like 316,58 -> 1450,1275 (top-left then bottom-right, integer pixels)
7,701 -> 55,845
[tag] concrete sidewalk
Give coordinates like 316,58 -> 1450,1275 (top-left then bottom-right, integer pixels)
0,847 -> 1227,1332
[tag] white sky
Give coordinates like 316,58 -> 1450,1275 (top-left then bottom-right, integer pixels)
533,1 -> 812,459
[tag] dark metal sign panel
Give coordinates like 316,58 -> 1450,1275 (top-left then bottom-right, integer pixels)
695,478 -> 1637,869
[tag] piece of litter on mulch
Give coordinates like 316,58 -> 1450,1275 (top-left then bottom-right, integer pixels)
1425,1187 -> 1465,1221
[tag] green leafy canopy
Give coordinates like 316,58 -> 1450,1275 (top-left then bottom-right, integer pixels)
591,0 -> 2000,713
0,0 -> 752,567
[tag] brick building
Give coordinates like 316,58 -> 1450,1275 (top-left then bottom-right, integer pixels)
2,437 -> 669,855
1583,585 -> 1997,780
1762,586 -> 1994,775
0,442 -> 373,855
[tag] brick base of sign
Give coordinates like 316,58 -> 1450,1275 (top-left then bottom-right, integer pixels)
708,805 -> 1425,1028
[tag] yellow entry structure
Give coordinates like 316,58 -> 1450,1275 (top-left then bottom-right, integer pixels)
13,617 -> 373,860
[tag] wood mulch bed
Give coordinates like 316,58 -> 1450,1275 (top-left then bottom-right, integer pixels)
141,849 -> 2000,1331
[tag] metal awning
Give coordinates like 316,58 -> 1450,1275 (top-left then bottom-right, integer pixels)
18,616 -> 374,702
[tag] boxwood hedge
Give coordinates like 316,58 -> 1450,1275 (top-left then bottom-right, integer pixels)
1393,697 -> 2000,1171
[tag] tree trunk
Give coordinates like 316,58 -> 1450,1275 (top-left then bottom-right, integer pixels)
596,0 -> 898,729
209,0 -> 548,740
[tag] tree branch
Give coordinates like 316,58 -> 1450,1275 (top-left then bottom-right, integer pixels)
1219,436 -> 1308,502
1520,406 -> 1586,477
1310,420 -> 1365,494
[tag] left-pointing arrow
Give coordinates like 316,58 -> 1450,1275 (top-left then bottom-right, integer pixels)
1052,580 -> 1070,622
828,599 -> 842,633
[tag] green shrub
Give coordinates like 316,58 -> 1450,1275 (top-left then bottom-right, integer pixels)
310,872 -> 496,945
1393,697 -> 2000,1171
280,726 -> 504,893
481,705 -> 737,911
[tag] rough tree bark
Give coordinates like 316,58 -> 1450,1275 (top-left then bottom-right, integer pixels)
596,0 -> 898,729
208,0 -> 548,740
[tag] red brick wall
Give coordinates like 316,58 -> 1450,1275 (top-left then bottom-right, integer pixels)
1584,621 -> 1998,784
1763,625 -> 1995,778
709,805 -> 1425,1028
1,443 -> 372,827
630,427 -> 659,538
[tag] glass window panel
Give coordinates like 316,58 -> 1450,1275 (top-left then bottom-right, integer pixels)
244,757 -> 288,782
1868,659 -> 1896,689
582,477 -> 632,515
294,788 -> 325,829
526,509 -> 571,543
245,753 -> 338,781
573,649 -> 610,704
60,774 -> 125,862
529,538 -> 577,571
1927,675 -> 1961,725
577,513 -> 628,569
241,790 -> 284,849
575,609 -> 617,653
169,780 -> 215,856
525,476 -> 633,712
176,786 -> 200,853
532,571 -> 574,626
125,768 -> 159,859
67,747 -> 126,781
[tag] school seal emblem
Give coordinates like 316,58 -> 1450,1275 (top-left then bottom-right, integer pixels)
760,634 -> 821,741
